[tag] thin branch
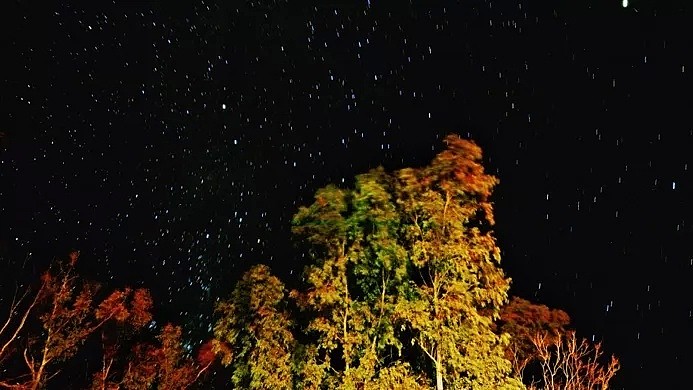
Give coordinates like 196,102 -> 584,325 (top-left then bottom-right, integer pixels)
191,360 -> 213,385
23,347 -> 35,378
416,338 -> 438,365
45,369 -> 61,382
0,379 -> 28,389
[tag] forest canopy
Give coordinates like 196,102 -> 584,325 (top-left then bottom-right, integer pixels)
0,134 -> 619,389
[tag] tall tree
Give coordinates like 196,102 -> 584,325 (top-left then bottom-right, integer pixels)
214,264 -> 294,389
291,168 -> 422,388
394,135 -> 522,390
290,135 -> 522,389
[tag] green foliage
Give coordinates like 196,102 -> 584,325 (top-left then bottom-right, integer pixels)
290,166 -> 414,388
214,264 -> 294,389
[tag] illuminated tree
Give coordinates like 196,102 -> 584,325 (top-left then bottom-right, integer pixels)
0,251 -> 80,371
214,264 -> 295,389
498,297 -> 571,379
90,288 -> 154,390
0,252 -> 141,390
291,135 -> 523,389
120,323 -> 212,390
0,252 -> 209,390
498,297 -> 619,389
394,135 -> 522,390
291,167 -> 425,388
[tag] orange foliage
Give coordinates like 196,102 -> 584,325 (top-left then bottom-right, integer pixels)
122,324 -> 211,390
498,297 -> 571,378
95,288 -> 153,329
129,289 -> 154,329
1,251 -> 212,390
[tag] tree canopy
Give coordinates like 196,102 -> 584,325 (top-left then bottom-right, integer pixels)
216,135 -> 529,389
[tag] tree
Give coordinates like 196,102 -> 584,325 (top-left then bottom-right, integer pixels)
498,297 -> 571,380
214,264 -> 294,389
497,297 -> 619,389
90,287 -> 154,390
0,252 -> 81,370
394,135 -> 522,390
290,135 -> 523,389
0,252 -> 135,390
0,251 -> 210,390
290,167 -> 420,388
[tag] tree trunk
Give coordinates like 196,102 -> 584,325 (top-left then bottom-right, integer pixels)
435,347 -> 443,390
32,337 -> 51,390
31,363 -> 45,390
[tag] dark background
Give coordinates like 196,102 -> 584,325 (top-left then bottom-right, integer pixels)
2,1 -> 691,388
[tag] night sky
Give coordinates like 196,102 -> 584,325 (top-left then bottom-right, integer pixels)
2,1 -> 692,388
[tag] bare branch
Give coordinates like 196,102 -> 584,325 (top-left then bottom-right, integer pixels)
529,330 -> 620,390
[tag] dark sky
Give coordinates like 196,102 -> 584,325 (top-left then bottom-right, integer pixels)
2,1 -> 692,388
